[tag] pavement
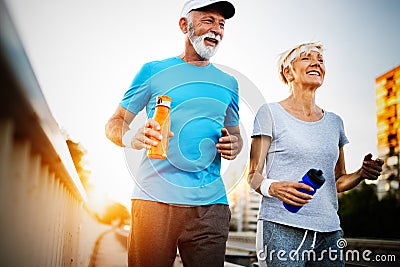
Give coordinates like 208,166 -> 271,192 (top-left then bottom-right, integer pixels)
90,228 -> 247,267
90,227 -> 184,267
89,228 -> 128,267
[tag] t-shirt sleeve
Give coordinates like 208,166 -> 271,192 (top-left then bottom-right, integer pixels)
224,77 -> 240,127
337,115 -> 349,148
119,63 -> 152,115
252,104 -> 273,137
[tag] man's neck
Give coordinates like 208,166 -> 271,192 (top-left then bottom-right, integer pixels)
180,53 -> 210,67
180,40 -> 210,66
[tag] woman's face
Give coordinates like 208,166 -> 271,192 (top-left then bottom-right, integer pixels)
290,50 -> 325,88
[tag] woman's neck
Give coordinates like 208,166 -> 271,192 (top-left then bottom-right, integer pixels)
279,90 -> 323,122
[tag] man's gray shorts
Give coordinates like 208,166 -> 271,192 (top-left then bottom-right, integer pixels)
128,200 -> 231,267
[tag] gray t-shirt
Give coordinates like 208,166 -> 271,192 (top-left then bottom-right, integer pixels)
252,102 -> 349,232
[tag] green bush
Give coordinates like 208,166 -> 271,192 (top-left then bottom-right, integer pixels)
338,182 -> 400,239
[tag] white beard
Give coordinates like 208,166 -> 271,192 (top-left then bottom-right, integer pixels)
187,23 -> 221,59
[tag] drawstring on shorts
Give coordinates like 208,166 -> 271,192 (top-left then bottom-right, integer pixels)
295,230 -> 318,255
295,230 -> 308,255
311,231 -> 317,249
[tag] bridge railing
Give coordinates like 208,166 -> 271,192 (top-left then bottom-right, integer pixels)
0,1 -> 108,266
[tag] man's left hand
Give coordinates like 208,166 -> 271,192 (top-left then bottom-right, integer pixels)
216,128 -> 239,160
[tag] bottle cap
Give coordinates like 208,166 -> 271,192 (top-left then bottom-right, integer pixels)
307,169 -> 325,186
156,95 -> 172,108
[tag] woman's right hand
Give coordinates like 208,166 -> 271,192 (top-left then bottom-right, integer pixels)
269,181 -> 314,207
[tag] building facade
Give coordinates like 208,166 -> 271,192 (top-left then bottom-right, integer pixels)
375,65 -> 400,199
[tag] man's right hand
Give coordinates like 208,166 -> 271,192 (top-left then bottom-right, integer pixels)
128,119 -> 174,150
128,119 -> 163,150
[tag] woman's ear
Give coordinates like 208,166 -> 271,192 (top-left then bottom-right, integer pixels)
283,67 -> 294,82
179,17 -> 188,34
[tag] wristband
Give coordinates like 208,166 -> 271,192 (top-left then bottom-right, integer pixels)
122,129 -> 136,148
260,179 -> 279,198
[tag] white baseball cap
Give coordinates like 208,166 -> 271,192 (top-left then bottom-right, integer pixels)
181,0 -> 235,19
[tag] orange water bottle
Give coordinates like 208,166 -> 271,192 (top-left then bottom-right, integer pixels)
147,95 -> 171,160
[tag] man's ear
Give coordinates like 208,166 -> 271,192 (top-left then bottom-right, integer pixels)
179,17 -> 188,34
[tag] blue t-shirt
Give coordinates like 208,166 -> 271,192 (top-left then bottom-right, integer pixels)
120,57 -> 239,205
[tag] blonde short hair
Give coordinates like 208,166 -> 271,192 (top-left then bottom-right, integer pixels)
277,42 -> 324,84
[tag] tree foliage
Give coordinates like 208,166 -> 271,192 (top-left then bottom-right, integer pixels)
338,182 -> 400,239
98,202 -> 131,226
66,139 -> 92,190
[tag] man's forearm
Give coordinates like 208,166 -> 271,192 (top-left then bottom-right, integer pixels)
105,117 -> 129,147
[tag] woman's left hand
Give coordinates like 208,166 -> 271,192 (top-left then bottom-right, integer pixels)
359,153 -> 384,180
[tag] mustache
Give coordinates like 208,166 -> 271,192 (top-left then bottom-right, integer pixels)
201,32 -> 221,42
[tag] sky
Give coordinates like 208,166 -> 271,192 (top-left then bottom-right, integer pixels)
4,0 -> 400,207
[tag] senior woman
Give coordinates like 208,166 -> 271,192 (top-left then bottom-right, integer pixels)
248,42 -> 384,267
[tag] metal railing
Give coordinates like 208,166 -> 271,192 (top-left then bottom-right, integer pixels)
0,1 -> 108,266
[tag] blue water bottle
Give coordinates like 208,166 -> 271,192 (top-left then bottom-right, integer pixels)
283,169 -> 325,213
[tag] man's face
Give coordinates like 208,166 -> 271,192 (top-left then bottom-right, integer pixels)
187,10 -> 225,59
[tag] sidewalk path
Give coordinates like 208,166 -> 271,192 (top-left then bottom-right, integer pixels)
89,228 -> 128,267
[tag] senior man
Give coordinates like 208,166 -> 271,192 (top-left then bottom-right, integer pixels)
105,1 -> 242,266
